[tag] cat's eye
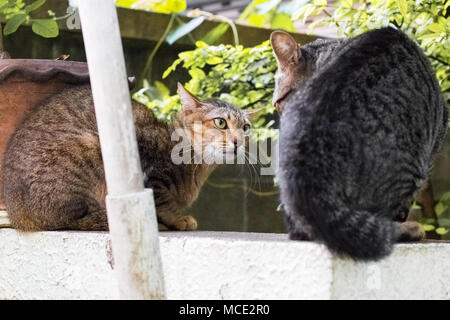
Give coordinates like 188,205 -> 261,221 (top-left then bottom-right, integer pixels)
243,124 -> 251,133
213,118 -> 227,129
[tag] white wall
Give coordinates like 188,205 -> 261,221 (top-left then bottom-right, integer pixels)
0,229 -> 448,299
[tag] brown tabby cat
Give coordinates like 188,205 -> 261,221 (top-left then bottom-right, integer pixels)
2,83 -> 254,231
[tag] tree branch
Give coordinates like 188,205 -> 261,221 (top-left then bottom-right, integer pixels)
429,55 -> 450,67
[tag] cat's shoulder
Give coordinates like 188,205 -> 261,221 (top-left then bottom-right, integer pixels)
358,27 -> 410,44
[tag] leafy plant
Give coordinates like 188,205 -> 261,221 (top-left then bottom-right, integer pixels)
116,0 -> 186,13
238,0 -> 302,32
117,2 -> 274,128
0,0 -> 74,38
117,0 -> 242,86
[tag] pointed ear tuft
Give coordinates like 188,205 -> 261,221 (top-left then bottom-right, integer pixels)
177,82 -> 201,112
270,31 -> 300,69
245,108 -> 263,120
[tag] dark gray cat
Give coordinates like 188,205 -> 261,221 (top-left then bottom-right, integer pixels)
271,27 -> 448,260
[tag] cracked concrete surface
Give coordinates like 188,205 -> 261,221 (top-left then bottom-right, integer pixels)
0,230 -> 448,299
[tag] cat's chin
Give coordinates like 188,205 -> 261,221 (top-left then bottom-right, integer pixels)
203,150 -> 237,164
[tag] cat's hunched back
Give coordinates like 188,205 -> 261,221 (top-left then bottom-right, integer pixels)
272,28 -> 448,260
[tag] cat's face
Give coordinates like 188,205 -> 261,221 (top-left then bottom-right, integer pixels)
177,83 -> 256,163
270,31 -> 312,114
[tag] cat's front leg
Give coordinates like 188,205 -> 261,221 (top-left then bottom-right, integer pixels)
282,204 -> 313,241
394,221 -> 425,242
158,210 -> 198,231
152,188 -> 198,231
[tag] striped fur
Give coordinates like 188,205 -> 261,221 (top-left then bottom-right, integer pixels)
1,85 -> 250,231
273,28 -> 448,260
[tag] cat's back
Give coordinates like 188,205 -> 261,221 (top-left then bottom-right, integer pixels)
2,84 -> 159,195
5,85 -> 159,159
3,86 -> 98,171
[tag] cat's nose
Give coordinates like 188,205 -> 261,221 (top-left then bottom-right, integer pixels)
233,138 -> 238,154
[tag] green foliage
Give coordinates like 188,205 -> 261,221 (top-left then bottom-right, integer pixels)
133,79 -> 181,122
0,0 -> 72,38
134,41 -> 278,137
31,18 -> 58,37
3,12 -> 27,35
166,16 -> 205,45
291,0 -> 450,108
435,191 -> 450,216
116,0 -> 186,13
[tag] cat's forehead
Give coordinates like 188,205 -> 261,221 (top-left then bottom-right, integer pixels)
202,99 -> 247,122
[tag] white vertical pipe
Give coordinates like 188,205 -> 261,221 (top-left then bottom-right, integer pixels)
70,0 -> 166,299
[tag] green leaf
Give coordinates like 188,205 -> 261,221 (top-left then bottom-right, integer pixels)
428,23 -> 445,33
24,0 -> 46,14
439,191 -> 450,203
166,16 -> 206,45
115,0 -> 138,8
163,0 -> 186,12
292,3 -> 316,23
206,56 -> 223,65
396,0 -> 407,17
0,2 -> 8,12
3,13 -> 27,35
202,23 -> 229,45
422,224 -> 435,232
439,218 -> 450,228
154,81 -> 170,99
411,202 -> 421,210
271,12 -> 295,31
445,1 -> 450,15
188,68 -> 205,82
149,0 -> 186,13
162,57 -> 182,79
435,227 -> 448,235
435,202 -> 446,216
313,0 -> 327,6
195,41 -> 208,48
340,0 -> 353,8
31,19 -> 58,38
248,13 -> 267,26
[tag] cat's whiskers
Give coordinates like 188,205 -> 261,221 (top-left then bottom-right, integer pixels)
244,150 -> 263,193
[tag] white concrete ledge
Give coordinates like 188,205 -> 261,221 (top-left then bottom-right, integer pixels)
0,211 -> 9,228
0,229 -> 449,299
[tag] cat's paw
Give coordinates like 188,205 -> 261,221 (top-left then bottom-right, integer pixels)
289,231 -> 311,241
173,215 -> 198,231
396,221 -> 425,242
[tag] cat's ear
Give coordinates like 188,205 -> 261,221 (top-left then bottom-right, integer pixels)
270,31 -> 300,69
245,108 -> 263,120
177,82 -> 201,112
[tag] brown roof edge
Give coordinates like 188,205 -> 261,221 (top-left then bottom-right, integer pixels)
0,59 -> 90,84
